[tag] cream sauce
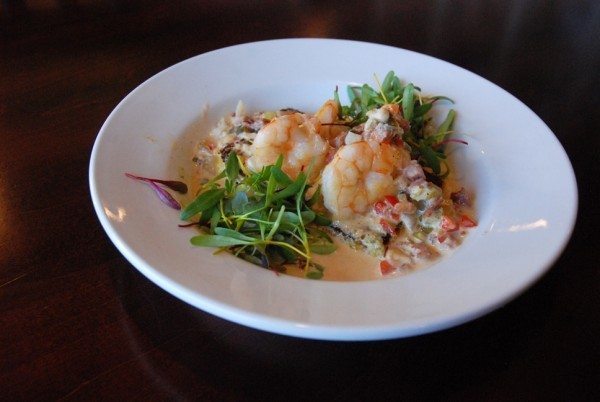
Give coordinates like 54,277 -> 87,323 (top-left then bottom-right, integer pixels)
285,238 -> 382,281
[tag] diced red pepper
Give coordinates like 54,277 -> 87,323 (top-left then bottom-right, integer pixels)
441,215 -> 458,231
374,195 -> 403,223
459,214 -> 477,228
438,234 -> 448,243
374,195 -> 400,216
384,195 -> 400,205
373,201 -> 386,215
380,219 -> 396,235
380,260 -> 396,275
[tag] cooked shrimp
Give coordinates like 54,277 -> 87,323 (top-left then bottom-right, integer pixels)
322,140 -> 410,219
315,99 -> 338,124
246,113 -> 329,181
314,100 -> 348,146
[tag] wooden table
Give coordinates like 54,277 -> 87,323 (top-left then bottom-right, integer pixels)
2,1 -> 598,400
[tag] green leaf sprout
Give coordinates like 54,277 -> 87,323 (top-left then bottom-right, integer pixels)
337,71 -> 462,179
183,153 -> 336,278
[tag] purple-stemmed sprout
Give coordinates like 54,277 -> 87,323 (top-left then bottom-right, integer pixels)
125,173 -> 187,193
125,173 -> 187,210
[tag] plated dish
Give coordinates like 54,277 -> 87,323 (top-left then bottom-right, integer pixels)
89,39 -> 577,340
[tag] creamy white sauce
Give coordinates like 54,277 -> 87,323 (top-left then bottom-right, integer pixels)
285,238 -> 382,281
283,236 -> 459,281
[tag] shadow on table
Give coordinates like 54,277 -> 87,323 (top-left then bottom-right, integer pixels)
109,253 -> 561,401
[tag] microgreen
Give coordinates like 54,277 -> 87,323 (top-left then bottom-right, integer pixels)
402,83 -> 415,121
182,153 -> 335,278
180,188 -> 226,220
336,71 -> 462,178
125,173 -> 187,210
125,173 -> 188,193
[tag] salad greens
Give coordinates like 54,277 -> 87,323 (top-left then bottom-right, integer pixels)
181,153 -> 335,279
336,70 -> 459,178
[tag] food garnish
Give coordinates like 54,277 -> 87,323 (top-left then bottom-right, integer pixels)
125,173 -> 187,210
182,154 -> 335,279
337,70 -> 463,178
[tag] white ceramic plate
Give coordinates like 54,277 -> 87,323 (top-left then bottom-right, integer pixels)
89,39 -> 577,340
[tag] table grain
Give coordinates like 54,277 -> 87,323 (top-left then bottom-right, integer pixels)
1,1 -> 598,400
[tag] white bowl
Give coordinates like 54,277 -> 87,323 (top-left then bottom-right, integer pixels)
89,39 -> 577,340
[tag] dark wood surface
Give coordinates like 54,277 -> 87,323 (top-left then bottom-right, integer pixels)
1,1 -> 598,400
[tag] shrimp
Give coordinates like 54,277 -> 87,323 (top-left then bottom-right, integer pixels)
315,100 -> 349,147
246,100 -> 343,181
322,140 -> 410,219
246,112 -> 329,182
315,99 -> 338,124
